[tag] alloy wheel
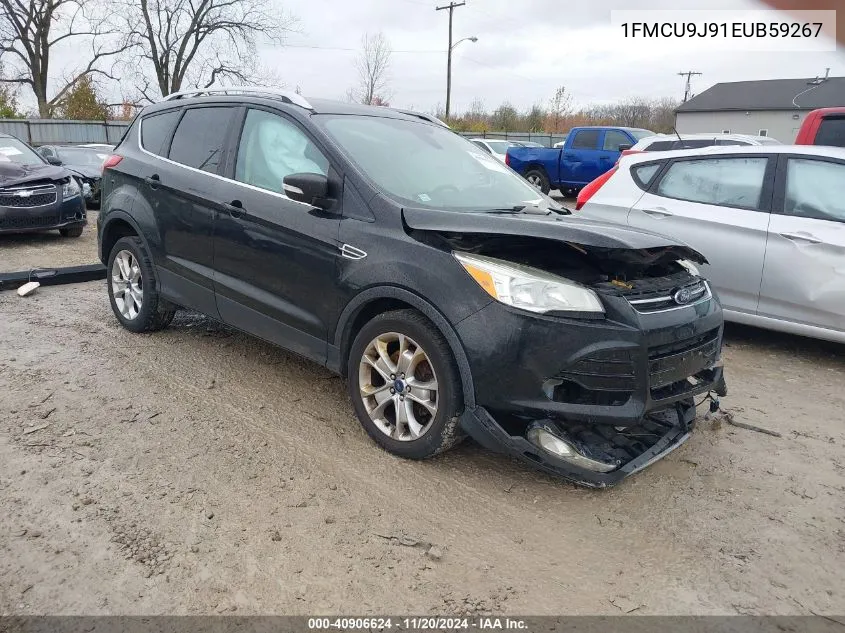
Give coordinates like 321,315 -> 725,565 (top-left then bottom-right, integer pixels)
358,332 -> 439,441
111,250 -> 143,320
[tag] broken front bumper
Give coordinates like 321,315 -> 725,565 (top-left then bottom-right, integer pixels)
454,285 -> 726,486
460,396 -> 712,488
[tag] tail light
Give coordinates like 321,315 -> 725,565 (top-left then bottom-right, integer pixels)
505,152 -> 511,166
575,166 -> 617,211
614,149 -> 643,166
102,154 -> 123,169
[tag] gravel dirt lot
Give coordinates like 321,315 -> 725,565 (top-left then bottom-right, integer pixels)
1,222 -> 844,616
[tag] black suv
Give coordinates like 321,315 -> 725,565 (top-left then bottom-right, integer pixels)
97,87 -> 725,487
0,133 -> 86,237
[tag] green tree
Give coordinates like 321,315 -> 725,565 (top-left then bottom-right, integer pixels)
489,102 -> 519,131
54,75 -> 110,120
0,85 -> 24,118
524,103 -> 546,132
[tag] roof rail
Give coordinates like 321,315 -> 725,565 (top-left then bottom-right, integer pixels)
160,86 -> 312,110
391,108 -> 449,128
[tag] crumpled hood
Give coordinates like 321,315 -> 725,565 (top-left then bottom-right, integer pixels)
0,162 -> 68,188
63,164 -> 103,179
401,206 -> 707,263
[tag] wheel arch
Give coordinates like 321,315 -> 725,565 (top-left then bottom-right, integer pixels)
332,286 -> 476,407
523,162 -> 550,179
100,212 -> 155,277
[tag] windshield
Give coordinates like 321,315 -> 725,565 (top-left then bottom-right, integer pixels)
484,140 -> 512,154
0,137 -> 45,166
320,115 -> 559,212
57,147 -> 108,167
629,129 -> 655,140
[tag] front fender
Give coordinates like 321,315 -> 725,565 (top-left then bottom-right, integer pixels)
331,285 -> 478,408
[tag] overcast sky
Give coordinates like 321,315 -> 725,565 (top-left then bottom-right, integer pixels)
268,0 -> 844,113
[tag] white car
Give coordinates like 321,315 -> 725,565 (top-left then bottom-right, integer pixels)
80,143 -> 116,152
575,144 -> 845,343
469,138 -> 517,162
629,132 -> 781,153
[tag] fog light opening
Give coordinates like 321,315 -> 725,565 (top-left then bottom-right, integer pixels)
526,425 -> 619,473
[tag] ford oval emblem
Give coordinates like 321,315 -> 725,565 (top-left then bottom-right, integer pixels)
672,288 -> 704,306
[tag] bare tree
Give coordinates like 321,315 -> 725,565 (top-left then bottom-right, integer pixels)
349,32 -> 391,105
548,86 -> 573,132
121,0 -> 297,101
0,0 -> 131,117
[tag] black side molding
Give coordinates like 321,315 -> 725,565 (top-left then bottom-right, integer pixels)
0,264 -> 107,292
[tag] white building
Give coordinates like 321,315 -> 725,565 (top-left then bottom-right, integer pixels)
675,76 -> 845,143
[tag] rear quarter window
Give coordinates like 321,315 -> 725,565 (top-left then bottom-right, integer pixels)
140,109 -> 181,156
632,162 -> 663,189
814,116 -> 845,147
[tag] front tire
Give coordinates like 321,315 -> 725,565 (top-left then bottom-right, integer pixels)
107,236 -> 176,333
524,168 -> 551,194
348,309 -> 465,459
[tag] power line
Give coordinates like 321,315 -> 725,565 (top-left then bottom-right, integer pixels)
678,70 -> 702,102
284,43 -> 442,53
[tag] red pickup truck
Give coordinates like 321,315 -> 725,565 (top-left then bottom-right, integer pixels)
794,107 -> 845,146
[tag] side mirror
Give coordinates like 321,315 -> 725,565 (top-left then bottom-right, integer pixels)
618,144 -> 632,152
283,172 -> 331,209
45,156 -> 62,166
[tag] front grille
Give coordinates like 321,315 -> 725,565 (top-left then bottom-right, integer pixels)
648,329 -> 721,398
595,271 -> 710,313
0,214 -> 60,229
549,348 -> 637,406
0,184 -> 57,208
629,280 -> 710,313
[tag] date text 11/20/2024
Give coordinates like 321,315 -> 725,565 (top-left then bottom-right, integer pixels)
307,617 -> 528,630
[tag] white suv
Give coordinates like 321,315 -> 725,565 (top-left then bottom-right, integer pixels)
629,133 -> 781,153
575,144 -> 845,343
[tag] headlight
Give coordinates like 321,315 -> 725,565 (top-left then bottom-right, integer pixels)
62,178 -> 81,199
678,259 -> 700,276
454,252 -> 604,316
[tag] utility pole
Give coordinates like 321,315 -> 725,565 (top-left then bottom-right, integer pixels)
678,71 -> 702,102
437,1 -> 466,119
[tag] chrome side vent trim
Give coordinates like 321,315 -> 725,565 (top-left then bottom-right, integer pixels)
340,244 -> 367,260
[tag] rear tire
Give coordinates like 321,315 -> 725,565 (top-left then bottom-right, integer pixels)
107,236 -> 176,333
347,309 -> 465,459
524,168 -> 551,194
60,226 -> 83,238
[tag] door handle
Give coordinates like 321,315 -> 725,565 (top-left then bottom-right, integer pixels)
225,199 -> 245,218
144,174 -> 160,189
641,207 -> 673,218
599,156 -> 610,161
780,231 -> 822,244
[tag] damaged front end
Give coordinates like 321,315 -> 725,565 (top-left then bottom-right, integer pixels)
403,208 -> 727,487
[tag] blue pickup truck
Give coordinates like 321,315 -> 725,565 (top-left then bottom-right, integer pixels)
505,126 -> 653,195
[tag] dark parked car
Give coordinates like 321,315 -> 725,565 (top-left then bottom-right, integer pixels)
97,87 -> 726,487
37,145 -> 107,208
0,133 -> 86,237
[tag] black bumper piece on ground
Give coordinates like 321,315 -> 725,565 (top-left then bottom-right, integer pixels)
0,264 -> 107,292
460,391 -> 711,488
